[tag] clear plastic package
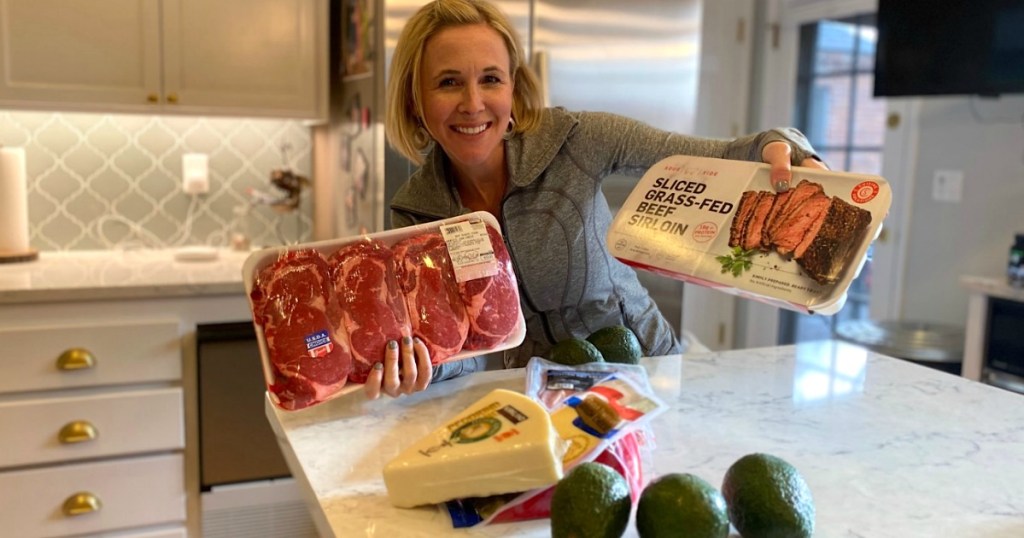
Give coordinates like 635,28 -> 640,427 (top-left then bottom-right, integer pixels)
442,360 -> 666,528
243,211 -> 526,410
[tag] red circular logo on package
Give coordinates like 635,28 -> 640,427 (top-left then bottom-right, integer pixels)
692,221 -> 717,243
851,181 -> 880,203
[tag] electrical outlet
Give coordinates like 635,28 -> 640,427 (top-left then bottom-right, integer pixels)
182,153 -> 209,194
932,169 -> 963,203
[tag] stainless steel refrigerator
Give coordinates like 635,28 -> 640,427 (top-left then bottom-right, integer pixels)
319,0 -> 703,332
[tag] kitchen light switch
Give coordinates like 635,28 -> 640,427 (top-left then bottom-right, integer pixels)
932,169 -> 963,203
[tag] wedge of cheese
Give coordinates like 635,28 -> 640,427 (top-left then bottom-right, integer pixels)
383,388 -> 566,508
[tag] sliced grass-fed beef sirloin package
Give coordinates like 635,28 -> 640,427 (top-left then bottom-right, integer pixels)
243,211 -> 526,411
607,156 -> 891,315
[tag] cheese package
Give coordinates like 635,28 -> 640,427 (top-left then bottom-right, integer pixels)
383,388 -> 566,508
442,366 -> 668,528
607,155 -> 891,314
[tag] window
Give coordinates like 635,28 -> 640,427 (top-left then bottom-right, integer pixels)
779,13 -> 885,344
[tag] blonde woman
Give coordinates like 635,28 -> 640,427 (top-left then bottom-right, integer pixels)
367,0 -> 827,398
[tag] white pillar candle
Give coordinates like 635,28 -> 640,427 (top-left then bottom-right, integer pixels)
0,146 -> 30,253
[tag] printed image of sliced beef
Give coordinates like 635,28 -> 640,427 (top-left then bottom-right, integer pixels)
329,239 -> 412,384
796,197 -> 872,284
393,232 -> 469,363
742,192 -> 776,251
459,224 -> 522,350
770,192 -> 831,257
764,180 -> 825,247
760,189 -> 791,249
250,249 -> 353,410
729,190 -> 761,248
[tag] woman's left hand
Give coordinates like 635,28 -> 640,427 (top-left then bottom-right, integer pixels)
762,141 -> 829,192
364,336 -> 432,399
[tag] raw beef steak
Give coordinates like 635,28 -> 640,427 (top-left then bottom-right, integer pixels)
393,233 -> 469,363
249,249 -> 352,410
459,225 -> 521,350
329,239 -> 411,383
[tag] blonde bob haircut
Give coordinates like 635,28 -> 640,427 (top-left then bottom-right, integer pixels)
385,0 -> 544,165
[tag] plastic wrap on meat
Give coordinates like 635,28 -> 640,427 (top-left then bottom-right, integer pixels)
329,239 -> 412,383
460,225 -> 522,350
393,233 -> 469,363
249,249 -> 352,410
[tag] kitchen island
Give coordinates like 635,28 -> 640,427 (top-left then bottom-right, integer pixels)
266,339 -> 1024,538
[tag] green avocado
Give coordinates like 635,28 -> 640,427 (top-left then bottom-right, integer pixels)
550,462 -> 631,538
586,325 -> 643,364
721,453 -> 815,538
636,473 -> 729,538
549,337 -> 605,366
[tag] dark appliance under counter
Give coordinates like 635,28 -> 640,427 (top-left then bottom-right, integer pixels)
961,275 -> 1024,395
197,322 -> 318,537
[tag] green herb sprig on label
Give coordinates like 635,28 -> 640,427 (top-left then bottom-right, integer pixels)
716,247 -> 755,277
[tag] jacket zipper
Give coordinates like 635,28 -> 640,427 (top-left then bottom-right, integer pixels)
500,194 -> 557,346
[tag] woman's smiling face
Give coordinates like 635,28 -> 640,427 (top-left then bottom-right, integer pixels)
419,23 -> 513,178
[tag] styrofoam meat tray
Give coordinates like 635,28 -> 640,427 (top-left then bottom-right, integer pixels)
243,211 -> 526,409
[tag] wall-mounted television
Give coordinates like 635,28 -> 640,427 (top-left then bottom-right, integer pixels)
874,0 -> 1024,97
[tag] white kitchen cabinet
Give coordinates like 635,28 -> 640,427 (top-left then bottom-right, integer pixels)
0,251 -> 255,536
0,454 -> 186,538
0,0 -> 327,120
0,318 -> 188,537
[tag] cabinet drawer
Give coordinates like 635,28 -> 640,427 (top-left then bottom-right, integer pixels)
0,387 -> 184,468
106,528 -> 186,538
0,453 -> 185,537
0,319 -> 181,394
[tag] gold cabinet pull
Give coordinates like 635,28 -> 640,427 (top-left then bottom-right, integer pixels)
56,348 -> 95,371
166,93 -> 179,104
59,420 -> 98,444
62,492 -> 102,516
147,93 -> 159,103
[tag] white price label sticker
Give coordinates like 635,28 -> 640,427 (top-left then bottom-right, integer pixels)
440,219 -> 499,282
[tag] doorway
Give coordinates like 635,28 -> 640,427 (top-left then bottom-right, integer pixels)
745,0 -> 909,348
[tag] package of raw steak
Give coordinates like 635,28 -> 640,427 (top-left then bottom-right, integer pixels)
243,212 -> 526,411
606,155 -> 891,314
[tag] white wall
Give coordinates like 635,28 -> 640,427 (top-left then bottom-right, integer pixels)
900,96 -> 1024,324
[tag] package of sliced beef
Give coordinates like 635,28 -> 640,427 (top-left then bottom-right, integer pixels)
606,155 -> 891,314
243,212 -> 526,410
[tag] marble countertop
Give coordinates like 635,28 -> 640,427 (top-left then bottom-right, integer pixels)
0,248 -> 252,304
960,274 -> 1024,302
266,340 -> 1024,538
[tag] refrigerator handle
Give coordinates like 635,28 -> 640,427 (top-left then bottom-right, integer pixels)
530,49 -> 550,108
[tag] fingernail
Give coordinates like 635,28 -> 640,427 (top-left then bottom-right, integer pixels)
373,361 -> 384,370
402,336 -> 412,346
774,179 -> 789,191
413,336 -> 422,345
387,340 -> 397,350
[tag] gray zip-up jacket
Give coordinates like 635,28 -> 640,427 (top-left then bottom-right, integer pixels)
390,107 -> 817,379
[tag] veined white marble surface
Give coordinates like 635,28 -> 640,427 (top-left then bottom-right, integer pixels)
0,248 -> 251,304
267,340 -> 1024,538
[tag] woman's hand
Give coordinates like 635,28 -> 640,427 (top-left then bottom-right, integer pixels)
762,141 -> 829,192
364,336 -> 432,399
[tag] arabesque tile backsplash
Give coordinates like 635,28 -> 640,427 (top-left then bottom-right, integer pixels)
0,111 -> 313,251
